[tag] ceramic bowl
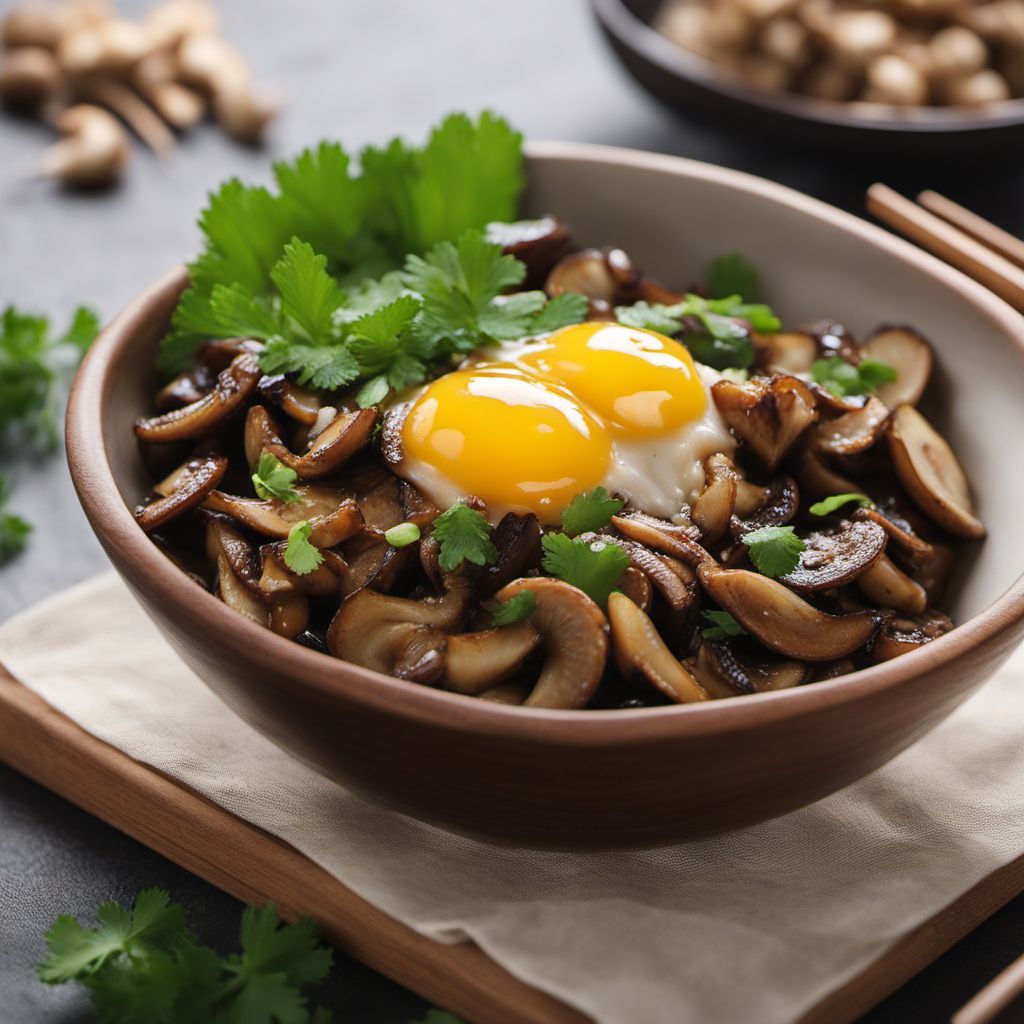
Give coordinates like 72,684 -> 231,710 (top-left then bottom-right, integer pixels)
592,0 -> 1024,156
66,142 -> 1024,849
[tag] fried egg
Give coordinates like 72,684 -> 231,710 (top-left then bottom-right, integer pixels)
396,322 -> 735,524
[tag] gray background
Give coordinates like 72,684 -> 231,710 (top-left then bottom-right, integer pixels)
2,0 -> 1023,1021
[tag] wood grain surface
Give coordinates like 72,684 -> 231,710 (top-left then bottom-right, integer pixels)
3,663 -> 1023,1024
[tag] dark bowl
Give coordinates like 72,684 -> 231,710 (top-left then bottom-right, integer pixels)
592,0 -> 1024,156
66,143 -> 1024,849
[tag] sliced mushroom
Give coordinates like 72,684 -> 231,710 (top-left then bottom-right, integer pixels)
544,248 -> 619,303
198,336 -> 263,371
778,519 -> 887,593
698,563 -> 879,661
618,565 -> 654,612
794,443 -> 863,499
134,353 -> 261,442
611,512 -> 708,568
852,506 -> 934,570
809,396 -> 890,457
441,621 -> 542,695
257,373 -> 321,425
807,383 -> 870,416
481,512 -> 542,598
204,486 -> 363,547
494,578 -> 608,709
476,682 -> 529,705
911,541 -> 954,605
860,326 -> 933,408
730,475 -> 800,539
341,535 -> 415,597
268,589 -> 309,640
857,554 -> 928,615
808,319 -> 860,364
887,404 -> 985,539
691,640 -> 809,697
134,454 -> 227,532
244,404 -> 284,471
753,331 -> 817,375
691,453 -> 738,543
155,364 -> 215,410
259,542 -> 347,598
486,216 -> 570,283
597,533 -> 697,623
215,551 -> 269,625
205,513 -> 262,597
711,374 -> 818,471
870,610 -> 954,662
346,467 -> 406,533
608,593 -> 709,704
258,407 -> 378,480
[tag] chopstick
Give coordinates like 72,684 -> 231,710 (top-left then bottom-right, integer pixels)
917,191 -> 1024,272
952,949 -> 1024,1024
866,184 -> 1024,314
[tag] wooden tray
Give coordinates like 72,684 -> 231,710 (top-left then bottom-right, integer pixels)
2,662 -> 1022,1024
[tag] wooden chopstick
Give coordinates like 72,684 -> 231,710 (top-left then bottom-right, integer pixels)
952,949 -> 1024,1024
866,184 -> 1024,314
917,191 -> 1024,272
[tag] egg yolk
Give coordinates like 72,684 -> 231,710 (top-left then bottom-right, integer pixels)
515,322 -> 707,435
401,365 -> 612,519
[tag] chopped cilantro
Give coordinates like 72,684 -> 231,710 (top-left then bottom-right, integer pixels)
38,888 -> 333,1023
251,452 -> 301,503
742,525 -> 807,579
561,486 -> 624,538
701,610 -> 747,640
432,503 -> 498,572
812,356 -> 897,398
284,521 -> 324,575
705,252 -> 761,301
809,493 -> 873,516
384,521 -> 421,548
484,590 -> 537,626
540,532 -> 629,609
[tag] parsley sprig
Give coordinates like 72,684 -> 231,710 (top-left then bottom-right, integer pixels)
541,533 -> 629,609
561,486 -> 624,538
484,590 -> 537,626
252,452 -> 301,503
432,503 -> 497,572
284,521 -> 324,575
812,356 -> 897,398
38,889 -> 333,1024
741,525 -> 806,579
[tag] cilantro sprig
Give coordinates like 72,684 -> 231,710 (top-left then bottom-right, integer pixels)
812,356 -> 897,398
541,532 -> 629,609
252,452 -> 301,503
0,473 -> 31,564
561,486 -> 624,538
38,889 -> 333,1023
432,503 -> 497,572
741,525 -> 807,579
484,590 -> 537,626
809,493 -> 873,517
284,521 -> 324,575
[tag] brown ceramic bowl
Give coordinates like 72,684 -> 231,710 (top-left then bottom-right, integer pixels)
592,0 -> 1024,157
66,143 -> 1024,849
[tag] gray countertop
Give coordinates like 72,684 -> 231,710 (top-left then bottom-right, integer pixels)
1,0 -> 1022,1020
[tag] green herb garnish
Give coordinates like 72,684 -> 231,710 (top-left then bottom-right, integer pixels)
540,533 -> 629,609
701,610 -> 747,640
0,473 -> 31,564
561,486 -> 624,538
812,356 -> 897,398
705,252 -> 761,301
484,590 -> 537,626
38,889 -> 333,1023
384,521 -> 422,548
284,521 -> 323,575
809,493 -> 873,516
742,525 -> 806,579
432,503 -> 498,572
251,452 -> 301,503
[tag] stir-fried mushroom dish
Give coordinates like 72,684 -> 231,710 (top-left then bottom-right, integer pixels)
131,116 -> 985,711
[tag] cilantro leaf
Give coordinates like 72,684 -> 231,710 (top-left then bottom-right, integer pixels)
809,493 -> 873,516
60,305 -> 101,353
530,292 -> 589,334
742,525 -> 807,578
362,112 -> 523,257
209,283 -> 282,339
272,238 -> 346,344
701,610 -> 747,640
252,453 -> 301,503
284,521 -> 324,575
562,487 -> 624,538
432,503 -> 498,572
705,252 -> 761,301
812,356 -> 897,397
347,294 -> 427,390
261,338 -> 359,390
540,533 -> 629,609
484,590 -> 537,626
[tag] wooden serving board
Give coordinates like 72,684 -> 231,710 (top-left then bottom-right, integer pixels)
2,661 -> 1022,1024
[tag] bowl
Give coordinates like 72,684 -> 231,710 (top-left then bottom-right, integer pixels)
66,142 -> 1024,849
592,0 -> 1024,157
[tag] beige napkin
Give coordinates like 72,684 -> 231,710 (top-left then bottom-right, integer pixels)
2,572 -> 1024,1024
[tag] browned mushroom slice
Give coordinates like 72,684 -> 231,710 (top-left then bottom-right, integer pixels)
216,552 -> 270,626
809,396 -> 890,457
480,512 -> 542,597
596,533 -> 696,621
135,353 -> 261,442
494,578 -> 608,709
134,454 -> 227,532
730,475 -> 800,539
264,408 -> 378,480
887,404 -> 985,539
545,248 -> 619,302
268,590 -> 309,640
870,610 -> 954,662
608,593 -> 709,704
857,554 -> 928,615
477,682 -> 529,705
198,337 -> 263,371
441,621 -> 542,695
342,534 -> 416,597
753,331 -> 817,376
860,326 -> 933,409
619,566 -> 654,611
486,216 -> 570,282
204,486 -> 363,547
257,373 -> 321,425
693,640 -> 810,696
711,374 -> 818,471
778,519 -> 887,593
244,405 -> 284,471
807,384 -> 869,415
808,319 -> 859,363
810,659 -> 857,681
347,467 -> 406,533
205,514 -> 262,597
155,364 -> 215,410
259,542 -> 347,598
400,481 -> 439,527
691,453 -> 738,543
698,564 -> 879,661
794,444 -> 863,499
852,507 -> 934,570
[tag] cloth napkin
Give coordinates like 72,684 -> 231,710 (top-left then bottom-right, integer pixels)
2,573 -> 1023,1024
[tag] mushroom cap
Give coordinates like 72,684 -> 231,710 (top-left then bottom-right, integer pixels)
887,404 -> 985,539
691,452 -> 738,543
779,518 -> 887,592
495,577 -> 609,709
135,453 -> 227,532
857,554 -> 928,615
441,621 -> 542,695
860,326 -> 933,409
730,474 -> 800,539
809,396 -> 890,457
264,407 -> 378,480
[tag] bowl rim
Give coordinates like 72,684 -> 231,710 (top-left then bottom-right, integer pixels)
591,0 -> 1024,136
66,140 -> 1024,748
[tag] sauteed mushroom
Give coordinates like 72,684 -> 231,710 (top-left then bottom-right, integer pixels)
808,396 -> 889,457
441,621 -> 542,695
204,487 -> 363,547
860,327 -> 933,408
691,452 -> 738,542
857,554 -> 928,615
134,453 -> 227,532
778,519 -> 887,592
